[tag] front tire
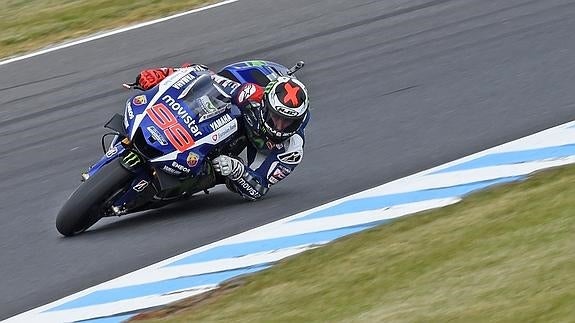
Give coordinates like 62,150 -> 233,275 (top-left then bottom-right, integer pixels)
56,160 -> 133,236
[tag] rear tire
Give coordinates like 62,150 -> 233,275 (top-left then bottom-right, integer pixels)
56,160 -> 133,237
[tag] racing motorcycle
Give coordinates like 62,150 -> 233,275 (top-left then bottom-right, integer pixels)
56,60 -> 305,236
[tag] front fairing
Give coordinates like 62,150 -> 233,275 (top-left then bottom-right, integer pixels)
123,70 -> 242,177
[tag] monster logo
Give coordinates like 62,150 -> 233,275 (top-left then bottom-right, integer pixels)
122,152 -> 141,167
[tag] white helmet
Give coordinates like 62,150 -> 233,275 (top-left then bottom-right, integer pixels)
260,76 -> 309,143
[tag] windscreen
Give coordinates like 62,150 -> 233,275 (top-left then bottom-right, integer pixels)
179,74 -> 230,118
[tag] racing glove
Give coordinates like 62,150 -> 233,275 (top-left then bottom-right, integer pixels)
212,155 -> 245,180
136,68 -> 174,90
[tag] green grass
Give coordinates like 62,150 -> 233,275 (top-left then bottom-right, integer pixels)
0,0 -> 217,59
132,165 -> 575,322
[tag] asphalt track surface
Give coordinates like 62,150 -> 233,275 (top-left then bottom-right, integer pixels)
2,0 -> 575,319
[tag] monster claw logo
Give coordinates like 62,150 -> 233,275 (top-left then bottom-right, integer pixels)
123,152 -> 141,167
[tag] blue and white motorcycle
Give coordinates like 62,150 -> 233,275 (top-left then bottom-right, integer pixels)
56,60 -> 304,236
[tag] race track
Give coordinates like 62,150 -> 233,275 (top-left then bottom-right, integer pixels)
2,0 -> 575,319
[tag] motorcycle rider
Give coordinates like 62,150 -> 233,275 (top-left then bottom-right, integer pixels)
133,63 -> 310,200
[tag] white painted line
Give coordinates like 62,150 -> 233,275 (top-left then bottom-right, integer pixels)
97,198 -> 461,289
496,125 -> 575,152
7,287 -> 217,323
221,198 -> 460,244
359,158 -> 575,198
0,0 -> 239,67
106,245 -> 316,289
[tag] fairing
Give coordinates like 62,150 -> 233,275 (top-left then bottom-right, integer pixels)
124,70 -> 242,177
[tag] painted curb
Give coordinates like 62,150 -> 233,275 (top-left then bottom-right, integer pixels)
7,120 -> 575,322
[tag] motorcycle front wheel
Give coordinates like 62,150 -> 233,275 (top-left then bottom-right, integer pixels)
56,159 -> 133,237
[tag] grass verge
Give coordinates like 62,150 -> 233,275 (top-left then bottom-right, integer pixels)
132,165 -> 575,322
1,0 -> 218,60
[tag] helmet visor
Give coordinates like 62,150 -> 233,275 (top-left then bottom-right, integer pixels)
270,112 -> 295,131
263,108 -> 303,136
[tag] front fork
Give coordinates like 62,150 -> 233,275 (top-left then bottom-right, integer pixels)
85,136 -> 125,180
85,136 -> 146,179
84,135 -> 217,217
84,138 -> 156,216
107,167 -> 157,216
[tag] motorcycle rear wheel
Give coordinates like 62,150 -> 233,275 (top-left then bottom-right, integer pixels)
56,159 -> 132,237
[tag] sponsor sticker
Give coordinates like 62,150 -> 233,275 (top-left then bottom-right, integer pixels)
132,95 -> 147,106
133,180 -> 149,192
147,126 -> 168,146
266,141 -> 284,150
204,119 -> 238,145
123,152 -> 142,167
186,152 -> 199,167
162,165 -> 181,176
171,161 -> 190,173
236,177 -> 262,198
276,106 -> 299,116
173,74 -> 194,90
212,74 -> 238,90
127,105 -> 134,119
162,95 -> 203,137
199,109 -> 224,123
187,65 -> 208,72
219,120 -> 236,139
278,151 -> 302,164
238,84 -> 256,103
105,146 -> 118,158
268,164 -> 291,184
199,95 -> 218,114
209,114 -> 232,131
